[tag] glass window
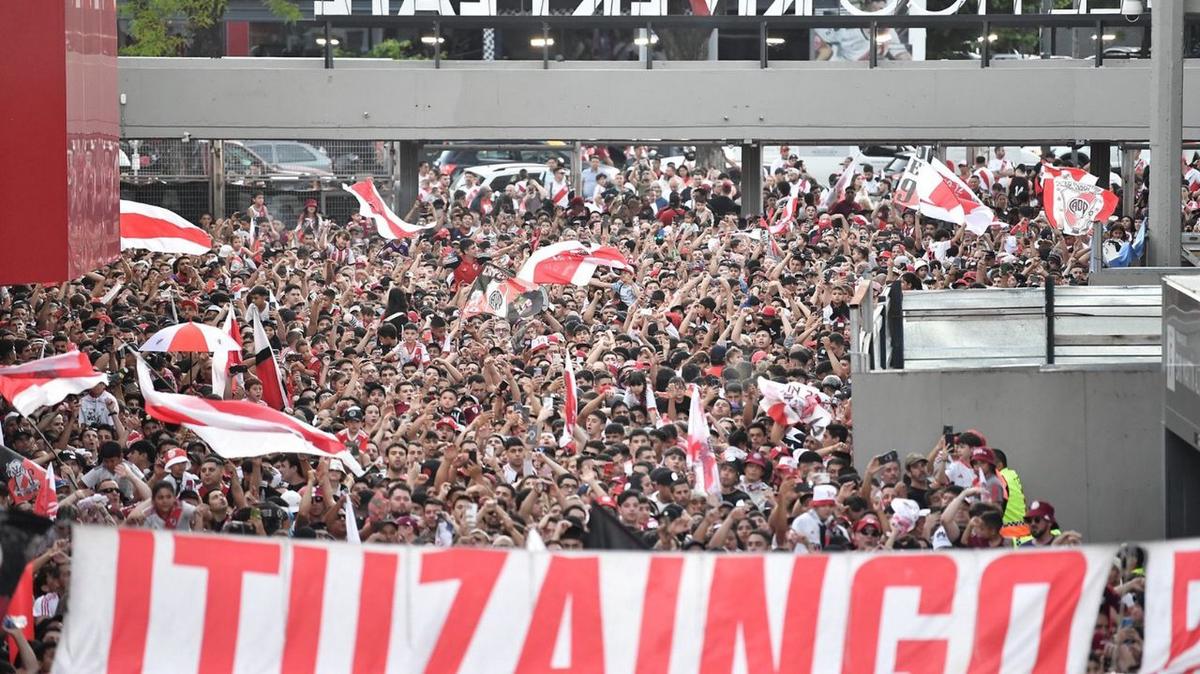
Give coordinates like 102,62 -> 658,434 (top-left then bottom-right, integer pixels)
277,144 -> 318,163
244,143 -> 274,162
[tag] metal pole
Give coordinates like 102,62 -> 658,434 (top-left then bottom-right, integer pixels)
434,22 -> 441,69
981,20 -> 990,69
646,22 -> 653,70
1044,279 -> 1055,364
323,21 -> 333,69
1121,145 -> 1137,217
886,281 -> 904,369
759,21 -> 767,69
1090,220 -> 1102,275
869,21 -> 878,69
1150,0 -> 1185,267
542,22 -> 549,69
1094,19 -> 1104,67
211,140 -> 225,219
570,141 -> 583,198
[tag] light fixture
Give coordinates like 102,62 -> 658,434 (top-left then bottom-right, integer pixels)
530,37 -> 554,47
974,33 -> 998,43
634,34 -> 660,46
315,37 -> 340,47
1091,33 -> 1117,41
420,35 -> 445,45
766,37 -> 785,46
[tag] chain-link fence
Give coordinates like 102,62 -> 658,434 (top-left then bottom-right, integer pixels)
121,138 -> 395,225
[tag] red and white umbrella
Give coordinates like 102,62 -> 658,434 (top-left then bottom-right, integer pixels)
140,322 -> 241,353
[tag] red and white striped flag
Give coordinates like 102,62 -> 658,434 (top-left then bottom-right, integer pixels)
119,200 -> 213,256
517,241 -> 630,286
757,377 -> 832,439
250,309 -> 287,411
894,156 -> 994,235
33,462 -> 57,520
820,153 -> 861,210
0,351 -> 107,416
686,384 -> 719,494
342,180 -> 436,240
136,357 -> 362,474
559,355 -> 578,448
211,304 -> 242,399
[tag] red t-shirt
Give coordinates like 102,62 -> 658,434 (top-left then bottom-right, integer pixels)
453,257 -> 482,289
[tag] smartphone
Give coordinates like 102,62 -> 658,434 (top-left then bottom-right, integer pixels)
876,450 -> 899,465
533,367 -> 542,377
250,507 -> 261,520
942,425 -> 955,445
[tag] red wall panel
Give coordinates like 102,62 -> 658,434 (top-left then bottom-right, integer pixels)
0,0 -> 119,284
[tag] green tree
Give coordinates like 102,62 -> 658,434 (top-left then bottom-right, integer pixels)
120,0 -> 301,57
336,38 -> 434,61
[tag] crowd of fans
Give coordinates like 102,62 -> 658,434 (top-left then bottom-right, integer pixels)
0,145 -> 1153,672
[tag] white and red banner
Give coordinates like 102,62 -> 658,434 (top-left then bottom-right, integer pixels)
135,358 -> 362,474
559,353 -> 577,447
250,308 -> 287,411
0,351 -> 107,416
342,180 -> 436,240
517,241 -> 631,286
820,153 -> 861,210
1041,166 -> 1118,237
894,156 -> 994,235
757,376 -> 832,439
1142,539 -> 1200,672
686,383 -> 720,493
119,201 -> 213,256
57,528 -> 1114,674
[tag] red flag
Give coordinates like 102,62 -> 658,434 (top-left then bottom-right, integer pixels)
342,180 -> 435,240
250,309 -> 286,411
119,200 -> 212,256
0,351 -> 107,416
559,355 -> 578,448
0,445 -> 48,507
32,462 -> 57,520
517,241 -> 630,286
4,564 -> 35,663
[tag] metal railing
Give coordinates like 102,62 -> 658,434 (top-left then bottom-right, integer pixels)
312,12 -> 1151,69
852,282 -> 1162,371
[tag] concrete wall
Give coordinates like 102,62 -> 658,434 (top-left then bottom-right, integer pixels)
118,57 -> 1200,141
852,363 -> 1164,543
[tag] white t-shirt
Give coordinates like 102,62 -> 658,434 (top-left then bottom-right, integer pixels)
78,391 -> 117,427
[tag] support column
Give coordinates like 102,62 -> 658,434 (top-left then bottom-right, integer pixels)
1121,145 -> 1137,217
395,141 -> 420,213
1150,0 -> 1184,266
211,140 -> 225,218
1090,141 -> 1111,190
740,143 -> 762,216
570,141 -> 583,198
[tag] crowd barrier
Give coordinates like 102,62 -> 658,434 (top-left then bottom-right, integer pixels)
52,526 -> 1200,673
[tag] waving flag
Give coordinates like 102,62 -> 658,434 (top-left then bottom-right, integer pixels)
820,153 -> 861,210
756,377 -> 832,439
250,309 -> 287,411
686,384 -> 720,494
211,304 -> 242,398
517,241 -> 631,286
0,445 -> 48,507
342,180 -> 436,240
461,276 -> 545,322
136,357 -> 362,474
1108,218 -> 1148,268
33,462 -> 58,520
1042,167 -> 1118,236
119,200 -> 213,256
0,351 -> 107,416
559,355 -> 578,448
894,156 -> 994,234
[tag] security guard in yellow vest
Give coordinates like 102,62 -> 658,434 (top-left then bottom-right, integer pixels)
993,449 -> 1029,540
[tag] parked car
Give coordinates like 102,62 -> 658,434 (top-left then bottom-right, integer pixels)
451,163 -> 559,194
241,141 -> 333,173
436,148 -> 569,180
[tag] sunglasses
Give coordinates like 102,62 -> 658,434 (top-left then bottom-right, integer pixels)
99,487 -> 120,495
860,529 -> 881,537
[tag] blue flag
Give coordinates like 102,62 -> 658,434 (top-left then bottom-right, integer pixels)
1108,218 -> 1146,268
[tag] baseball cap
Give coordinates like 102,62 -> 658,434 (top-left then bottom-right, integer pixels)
854,514 -> 882,533
745,453 -> 767,468
810,484 -> 837,507
970,446 -> 997,466
1025,500 -> 1056,522
904,452 -> 929,469
164,447 -> 189,469
344,406 -> 364,421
